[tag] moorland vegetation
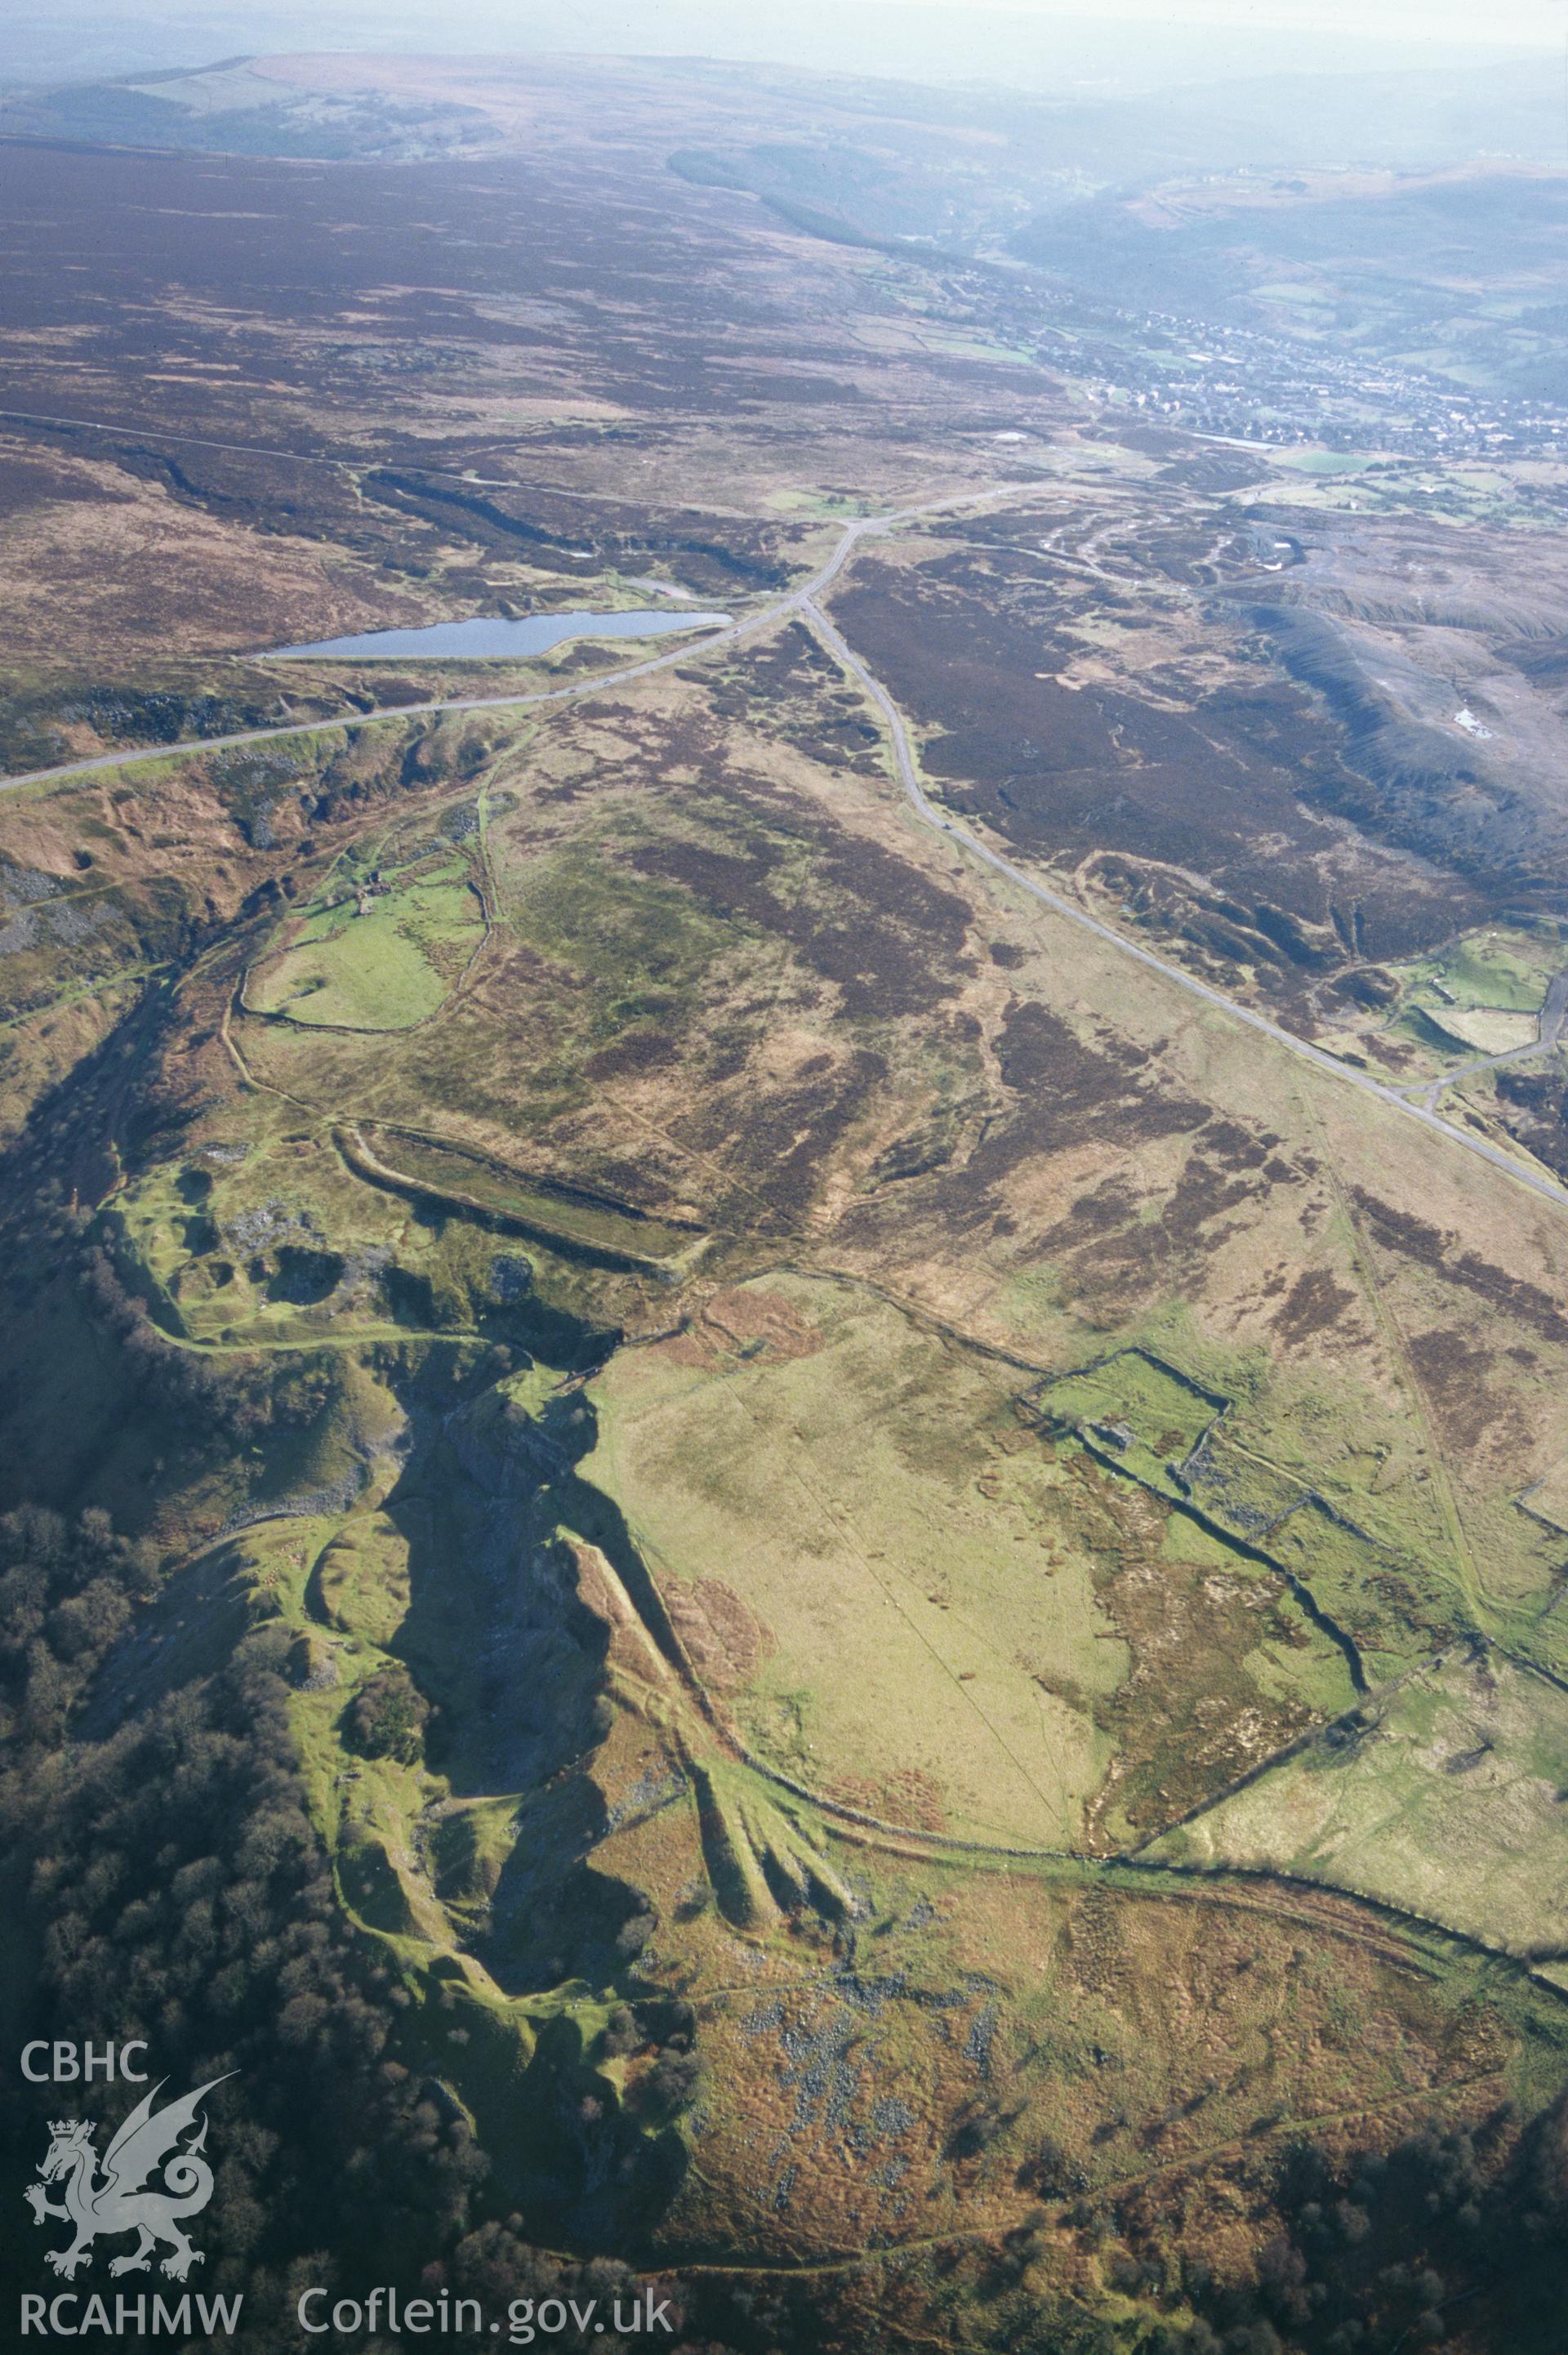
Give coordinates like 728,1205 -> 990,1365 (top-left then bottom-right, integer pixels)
2,47 -> 1568,2355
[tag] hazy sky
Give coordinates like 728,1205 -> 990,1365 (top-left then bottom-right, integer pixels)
855,0 -> 1566,33
845,0 -> 1563,33
10,0 -> 1561,91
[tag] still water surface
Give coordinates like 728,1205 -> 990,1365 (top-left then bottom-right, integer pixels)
264,609 -> 730,660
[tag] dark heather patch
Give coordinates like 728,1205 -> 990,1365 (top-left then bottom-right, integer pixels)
0,455 -> 120,515
828,550 -> 1493,966
1200,1118 -> 1272,1174
1407,1331 -> 1506,1452
1039,1176 -> 1143,1247
584,1030 -> 680,1079
990,1001 -> 1206,1154
697,622 -> 887,774
906,999 -> 1287,1314
1058,1144 -> 1261,1312
1352,1189 -> 1568,1349
627,804 -> 973,1020
1144,1144 -> 1262,1247
916,1001 -> 1208,1247
672,1048 -> 889,1225
0,137 -> 876,435
1273,1267 -> 1359,1346
1493,1067 -> 1568,1183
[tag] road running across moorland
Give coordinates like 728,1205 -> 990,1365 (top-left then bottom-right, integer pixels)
1401,971 -> 1568,1108
799,597 -> 1568,1216
7,477 -> 1568,1214
0,484 -> 1013,799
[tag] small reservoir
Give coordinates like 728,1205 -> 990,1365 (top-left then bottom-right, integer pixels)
263,609 -> 730,660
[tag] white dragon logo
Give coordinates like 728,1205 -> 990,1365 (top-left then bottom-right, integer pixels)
24,2076 -> 231,2282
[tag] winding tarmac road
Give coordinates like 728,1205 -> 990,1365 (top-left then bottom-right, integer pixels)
7,479 -> 1568,1214
0,486 -> 1009,799
1403,971 -> 1568,1109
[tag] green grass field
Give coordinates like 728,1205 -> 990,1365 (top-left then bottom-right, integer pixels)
1147,1647 -> 1568,1955
586,1277 -> 1364,1849
589,1273 -> 1120,1845
248,859 -> 483,1031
